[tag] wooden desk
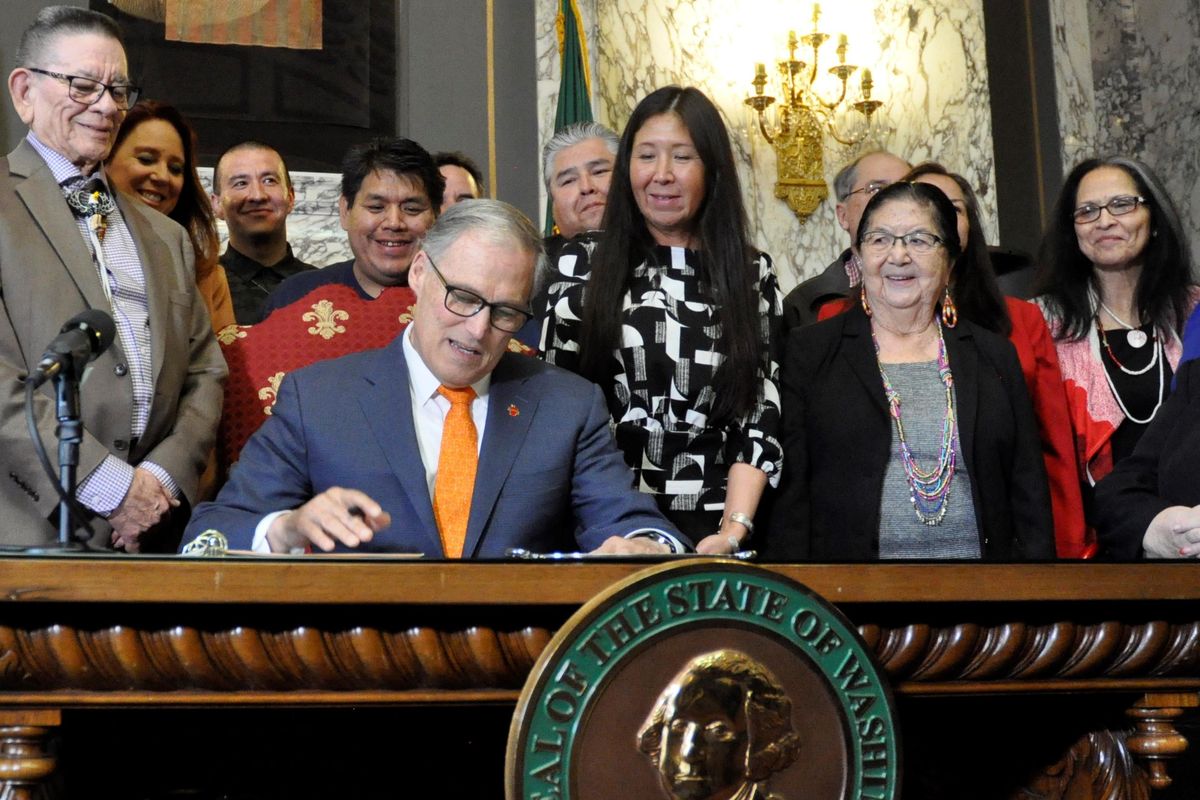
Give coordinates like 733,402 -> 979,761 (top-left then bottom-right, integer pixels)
0,557 -> 1197,797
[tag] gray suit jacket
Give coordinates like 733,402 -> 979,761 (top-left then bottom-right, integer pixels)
0,139 -> 227,547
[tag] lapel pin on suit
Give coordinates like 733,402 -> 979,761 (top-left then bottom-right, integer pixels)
508,404 -> 519,417
65,180 -> 115,242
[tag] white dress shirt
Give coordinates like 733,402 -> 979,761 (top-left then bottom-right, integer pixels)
251,327 -> 490,552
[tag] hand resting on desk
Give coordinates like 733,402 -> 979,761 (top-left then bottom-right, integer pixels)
1143,505 -> 1200,559
266,487 -> 392,553
263,487 -> 673,556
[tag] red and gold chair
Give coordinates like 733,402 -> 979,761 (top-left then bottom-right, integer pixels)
216,284 -> 533,475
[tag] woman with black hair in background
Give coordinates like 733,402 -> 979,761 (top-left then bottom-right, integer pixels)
541,86 -> 781,555
1035,157 -> 1198,501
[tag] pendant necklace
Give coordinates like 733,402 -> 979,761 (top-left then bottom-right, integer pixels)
1097,298 -> 1148,348
1098,326 -> 1166,425
1096,316 -> 1159,377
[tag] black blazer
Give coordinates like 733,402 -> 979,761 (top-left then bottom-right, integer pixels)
1094,358 -> 1200,559
764,305 -> 1054,561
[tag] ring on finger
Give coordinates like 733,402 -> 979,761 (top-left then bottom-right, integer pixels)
727,535 -> 740,552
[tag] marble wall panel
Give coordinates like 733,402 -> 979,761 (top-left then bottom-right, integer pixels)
1049,0 -> 1101,169
536,0 -> 998,293
1051,0 -> 1200,266
1089,0 -> 1200,267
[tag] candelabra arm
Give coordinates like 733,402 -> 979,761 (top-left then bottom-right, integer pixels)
813,80 -> 849,111
825,106 -> 877,147
826,125 -> 868,147
757,114 -> 776,145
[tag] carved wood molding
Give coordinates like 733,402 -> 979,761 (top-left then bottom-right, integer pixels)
1126,692 -> 1200,790
861,620 -> 1200,684
0,619 -> 1197,695
1013,730 -> 1152,800
0,710 -> 60,800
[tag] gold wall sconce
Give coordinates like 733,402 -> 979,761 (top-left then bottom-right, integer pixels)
745,4 -> 883,222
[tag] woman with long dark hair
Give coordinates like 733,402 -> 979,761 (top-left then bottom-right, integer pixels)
107,100 -> 235,332
541,86 -> 781,554
1035,156 -> 1198,492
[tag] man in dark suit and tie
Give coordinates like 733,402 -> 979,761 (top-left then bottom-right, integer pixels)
1,7 -> 226,550
185,199 -> 685,557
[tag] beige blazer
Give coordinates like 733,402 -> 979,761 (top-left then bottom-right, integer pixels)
0,139 -> 227,547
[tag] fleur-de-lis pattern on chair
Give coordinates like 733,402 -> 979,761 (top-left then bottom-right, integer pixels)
216,283 -> 536,476
257,372 -> 286,414
302,300 -> 349,340
217,285 -> 417,473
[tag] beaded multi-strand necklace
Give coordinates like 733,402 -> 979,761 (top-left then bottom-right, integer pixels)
872,320 -> 958,525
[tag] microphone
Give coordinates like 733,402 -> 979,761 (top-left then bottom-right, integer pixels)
29,309 -> 116,387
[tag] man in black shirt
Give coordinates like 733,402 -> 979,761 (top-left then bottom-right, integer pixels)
212,141 -> 316,323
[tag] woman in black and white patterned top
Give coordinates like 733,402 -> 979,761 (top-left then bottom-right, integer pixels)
541,86 -> 781,554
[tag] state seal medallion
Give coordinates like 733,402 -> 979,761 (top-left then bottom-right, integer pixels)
506,560 -> 899,800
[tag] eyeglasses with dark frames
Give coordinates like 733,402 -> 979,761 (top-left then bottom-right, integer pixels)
1072,195 -> 1147,224
27,67 -> 140,110
860,229 -> 946,256
423,251 -> 532,333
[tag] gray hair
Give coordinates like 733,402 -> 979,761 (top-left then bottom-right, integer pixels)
16,6 -> 125,68
542,121 -> 619,192
421,199 -> 546,305
832,149 -> 901,202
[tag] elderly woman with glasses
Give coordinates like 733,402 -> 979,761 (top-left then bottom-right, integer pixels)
1034,157 -> 1199,498
766,182 -> 1054,561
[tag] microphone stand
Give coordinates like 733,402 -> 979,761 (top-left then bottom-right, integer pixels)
53,365 -> 85,550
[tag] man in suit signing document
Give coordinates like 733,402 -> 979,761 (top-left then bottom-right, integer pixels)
185,200 -> 686,557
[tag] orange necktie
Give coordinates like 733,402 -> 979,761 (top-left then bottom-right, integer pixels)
433,385 -> 478,558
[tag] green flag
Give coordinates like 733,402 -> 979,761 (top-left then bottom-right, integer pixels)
546,0 -> 594,235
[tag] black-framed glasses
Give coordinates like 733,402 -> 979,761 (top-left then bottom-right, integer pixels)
860,229 -> 945,256
844,180 -> 890,200
27,68 -> 140,110
1072,195 -> 1147,224
423,251 -> 532,333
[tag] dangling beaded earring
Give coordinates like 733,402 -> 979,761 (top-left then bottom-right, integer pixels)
941,287 -> 958,328
861,285 -> 872,317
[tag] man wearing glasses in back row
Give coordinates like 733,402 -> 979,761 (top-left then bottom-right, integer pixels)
781,150 -> 910,337
0,7 -> 225,551
185,200 -> 687,558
